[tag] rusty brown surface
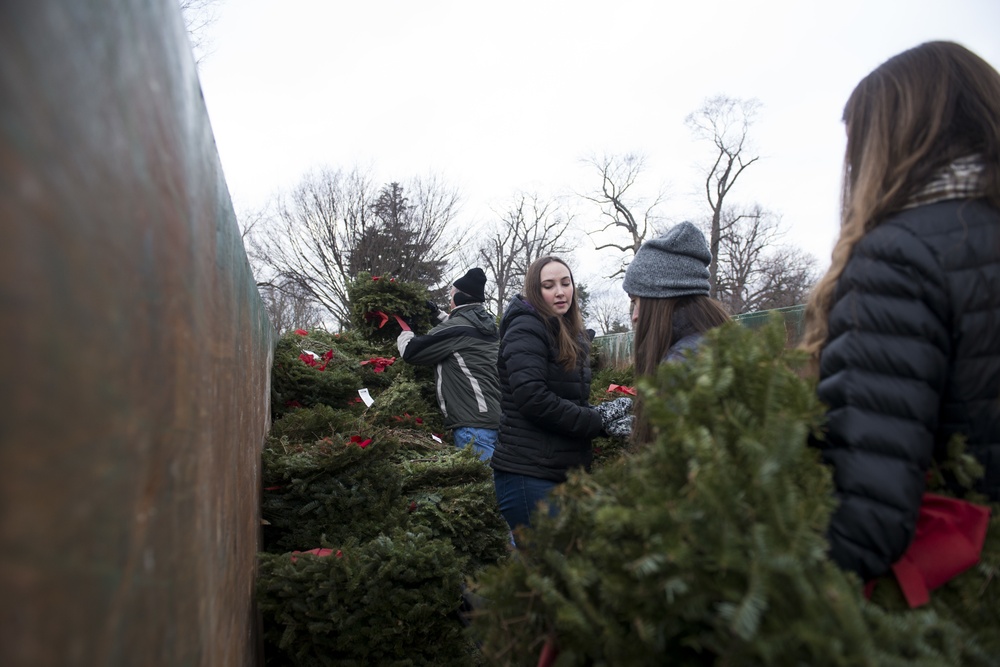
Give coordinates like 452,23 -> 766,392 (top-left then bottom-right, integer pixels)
0,2 -> 272,666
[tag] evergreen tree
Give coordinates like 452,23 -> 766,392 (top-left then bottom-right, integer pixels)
259,273 -> 511,665
349,182 -> 448,289
471,318 -> 989,666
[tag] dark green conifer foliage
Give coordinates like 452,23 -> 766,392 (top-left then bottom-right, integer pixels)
260,271 -> 512,664
401,447 -> 512,572
258,528 -> 469,666
348,271 -> 435,341
270,328 -> 394,419
471,318 -> 988,666
588,365 -> 635,405
268,404 -> 362,442
261,434 -> 405,552
368,375 -> 444,432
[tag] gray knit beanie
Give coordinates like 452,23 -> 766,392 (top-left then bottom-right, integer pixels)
622,222 -> 711,298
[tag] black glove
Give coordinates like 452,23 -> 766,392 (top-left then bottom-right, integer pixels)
426,299 -> 448,323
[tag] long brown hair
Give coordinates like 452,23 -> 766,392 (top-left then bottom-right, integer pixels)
523,256 -> 587,370
802,41 -> 1000,359
631,295 -> 731,444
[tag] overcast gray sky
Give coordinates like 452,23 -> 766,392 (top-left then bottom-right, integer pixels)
195,0 -> 1000,291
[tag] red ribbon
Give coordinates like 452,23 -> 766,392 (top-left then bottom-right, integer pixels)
360,356 -> 396,373
364,310 -> 390,328
606,384 -> 636,396
289,547 -> 343,563
868,493 -> 991,607
350,435 -> 372,449
364,310 -> 410,331
290,547 -> 334,563
537,635 -> 559,667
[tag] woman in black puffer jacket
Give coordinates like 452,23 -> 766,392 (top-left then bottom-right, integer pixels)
491,256 -> 603,535
802,41 -> 1000,582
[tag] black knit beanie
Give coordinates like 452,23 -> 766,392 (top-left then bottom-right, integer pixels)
453,267 -> 487,303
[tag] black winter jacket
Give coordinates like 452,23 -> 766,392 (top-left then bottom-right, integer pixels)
816,198 -> 1000,581
491,297 -> 603,482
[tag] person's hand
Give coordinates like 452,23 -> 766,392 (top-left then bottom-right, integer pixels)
605,415 -> 634,440
595,397 -> 632,428
426,299 -> 448,323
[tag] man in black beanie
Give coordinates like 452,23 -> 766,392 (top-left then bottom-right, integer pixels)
452,267 -> 487,306
396,268 -> 501,460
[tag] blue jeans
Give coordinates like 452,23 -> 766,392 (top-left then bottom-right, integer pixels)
492,469 -> 558,534
453,427 -> 498,461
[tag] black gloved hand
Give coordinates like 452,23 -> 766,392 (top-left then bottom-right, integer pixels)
425,300 -> 441,316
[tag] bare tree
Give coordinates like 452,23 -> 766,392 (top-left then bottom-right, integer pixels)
237,205 -> 326,333
237,202 -> 279,285
713,205 -> 818,314
259,280 -> 326,335
250,167 -> 464,329
476,192 -> 575,316
581,153 -> 666,278
178,0 -> 223,64
685,96 -> 761,297
252,167 -> 370,328
588,288 -> 631,335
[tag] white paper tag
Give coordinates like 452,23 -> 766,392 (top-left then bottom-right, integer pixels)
358,388 -> 374,407
431,434 -> 443,443
302,349 -> 319,359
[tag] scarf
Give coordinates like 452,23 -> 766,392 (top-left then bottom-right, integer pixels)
902,154 -> 986,210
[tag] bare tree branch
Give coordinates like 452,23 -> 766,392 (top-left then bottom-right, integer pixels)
258,280 -> 326,335
178,0 -> 223,65
249,167 -> 465,329
712,205 -> 818,314
477,192 -> 575,316
580,153 -> 666,279
588,288 -> 631,335
686,96 -> 762,296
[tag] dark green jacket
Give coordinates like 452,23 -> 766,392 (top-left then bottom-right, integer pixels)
397,303 -> 501,430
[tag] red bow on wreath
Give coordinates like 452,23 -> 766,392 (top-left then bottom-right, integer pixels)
606,384 -> 637,396
364,310 -> 390,328
350,435 -> 372,449
299,349 -> 334,371
364,310 -> 411,332
360,356 -> 396,373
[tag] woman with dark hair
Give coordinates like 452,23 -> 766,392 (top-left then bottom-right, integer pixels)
801,41 -> 1000,581
491,256 -> 603,534
618,222 -> 731,445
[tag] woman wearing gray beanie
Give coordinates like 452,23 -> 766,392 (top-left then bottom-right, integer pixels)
614,221 -> 731,444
